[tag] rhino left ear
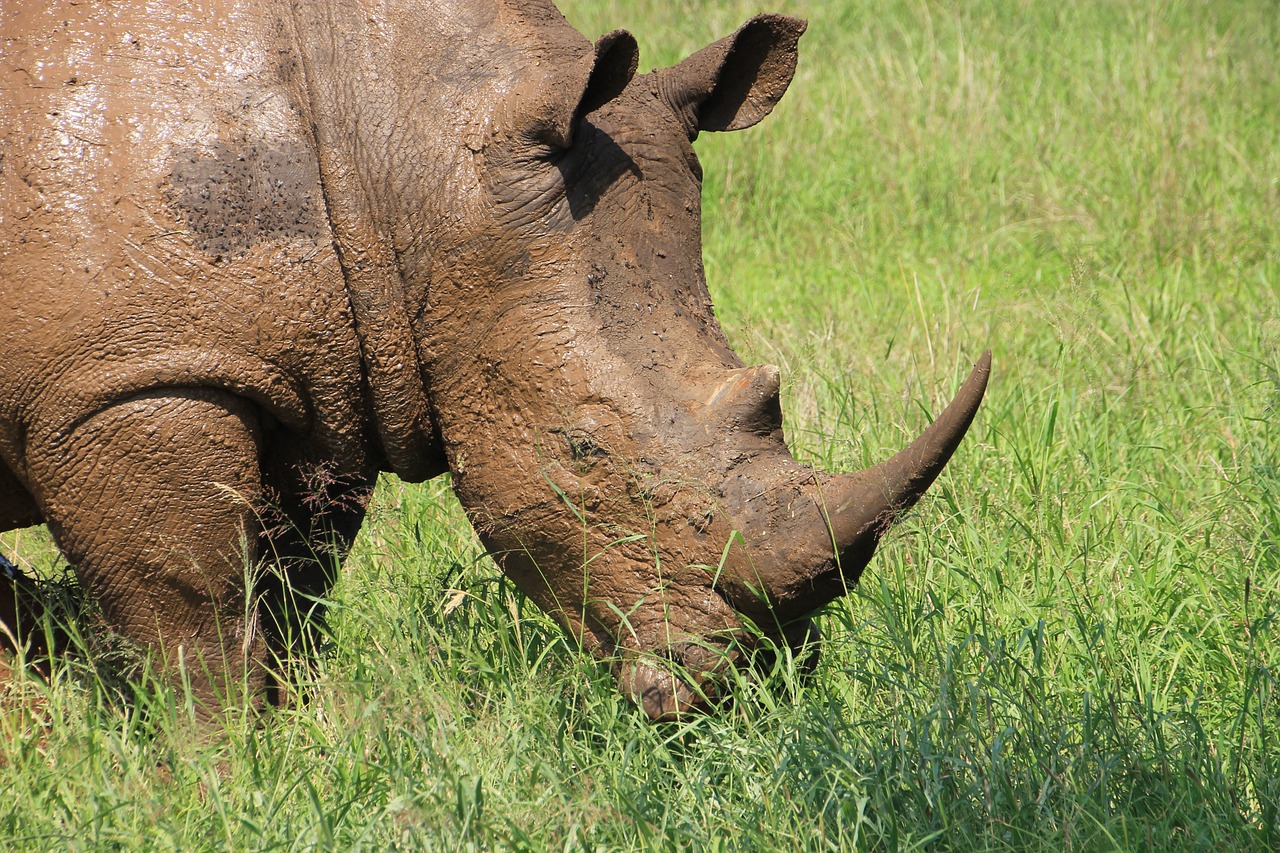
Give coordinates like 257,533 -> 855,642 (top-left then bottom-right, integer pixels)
579,30 -> 640,118
657,14 -> 807,136
533,30 -> 639,149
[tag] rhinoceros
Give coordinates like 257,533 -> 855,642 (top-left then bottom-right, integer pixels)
0,0 -> 989,720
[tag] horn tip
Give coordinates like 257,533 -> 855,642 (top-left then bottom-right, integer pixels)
963,349 -> 993,404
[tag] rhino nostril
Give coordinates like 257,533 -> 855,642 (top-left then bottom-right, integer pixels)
620,660 -> 708,721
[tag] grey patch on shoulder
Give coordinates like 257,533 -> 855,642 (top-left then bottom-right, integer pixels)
275,52 -> 301,85
165,141 -> 325,261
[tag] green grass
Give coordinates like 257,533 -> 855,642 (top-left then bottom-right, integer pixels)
3,0 -> 1278,848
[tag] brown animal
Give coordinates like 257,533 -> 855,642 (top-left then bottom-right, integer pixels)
0,0 -> 989,720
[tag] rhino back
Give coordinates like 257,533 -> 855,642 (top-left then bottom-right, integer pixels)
0,0 -> 372,471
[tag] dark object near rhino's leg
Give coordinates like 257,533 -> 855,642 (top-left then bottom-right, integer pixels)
23,389 -> 269,719
0,461 -> 43,533
255,458 -> 374,704
0,460 -> 65,671
0,450 -> 59,666
0,553 -> 61,670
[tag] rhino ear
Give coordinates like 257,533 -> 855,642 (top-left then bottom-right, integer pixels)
658,14 -> 807,136
532,30 -> 639,149
579,30 -> 640,118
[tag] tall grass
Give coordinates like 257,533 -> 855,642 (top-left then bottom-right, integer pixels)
3,0 -> 1278,848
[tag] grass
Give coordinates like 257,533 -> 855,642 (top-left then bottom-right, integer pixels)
3,0 -> 1278,848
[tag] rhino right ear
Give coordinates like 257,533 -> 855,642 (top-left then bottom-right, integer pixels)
656,14 -> 807,137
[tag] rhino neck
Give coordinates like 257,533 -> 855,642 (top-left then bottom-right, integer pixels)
283,0 -> 451,482
283,0 -> 594,482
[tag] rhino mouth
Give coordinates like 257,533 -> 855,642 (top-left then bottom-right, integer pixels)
614,616 -> 823,722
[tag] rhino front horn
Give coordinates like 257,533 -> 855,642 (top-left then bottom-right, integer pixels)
820,349 -> 991,569
720,351 -> 991,624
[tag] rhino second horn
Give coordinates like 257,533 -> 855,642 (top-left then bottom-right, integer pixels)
704,364 -> 783,434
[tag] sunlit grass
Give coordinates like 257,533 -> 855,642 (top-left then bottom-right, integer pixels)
3,0 -> 1278,848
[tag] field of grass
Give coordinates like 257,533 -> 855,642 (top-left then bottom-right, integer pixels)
3,0 -> 1278,848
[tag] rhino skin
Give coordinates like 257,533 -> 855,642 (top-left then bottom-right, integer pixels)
0,0 -> 989,720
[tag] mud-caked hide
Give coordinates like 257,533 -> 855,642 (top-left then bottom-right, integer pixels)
0,0 -> 989,721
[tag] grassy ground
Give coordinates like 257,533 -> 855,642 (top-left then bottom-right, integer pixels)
3,0 -> 1278,848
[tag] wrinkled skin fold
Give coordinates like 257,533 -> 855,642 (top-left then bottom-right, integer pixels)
0,0 -> 989,721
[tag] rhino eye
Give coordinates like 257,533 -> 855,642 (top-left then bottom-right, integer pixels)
563,431 -> 609,471
568,433 -> 603,461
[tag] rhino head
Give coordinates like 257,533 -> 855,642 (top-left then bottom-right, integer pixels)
291,4 -> 989,719
367,10 -> 990,720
